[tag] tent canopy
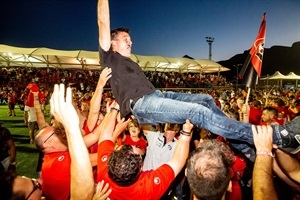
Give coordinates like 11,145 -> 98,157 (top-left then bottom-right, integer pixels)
285,72 -> 300,80
260,71 -> 286,80
0,44 -> 230,73
260,71 -> 300,80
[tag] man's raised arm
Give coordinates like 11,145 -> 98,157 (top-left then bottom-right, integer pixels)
50,84 -> 94,200
252,125 -> 278,200
33,91 -> 48,129
86,67 -> 111,131
167,119 -> 193,176
98,0 -> 111,51
95,101 -> 118,144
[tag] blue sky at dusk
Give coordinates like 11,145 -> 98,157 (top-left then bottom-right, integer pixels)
1,0 -> 299,61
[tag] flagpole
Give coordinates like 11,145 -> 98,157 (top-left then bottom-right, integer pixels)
245,87 -> 251,105
266,85 -> 276,96
242,87 -> 251,123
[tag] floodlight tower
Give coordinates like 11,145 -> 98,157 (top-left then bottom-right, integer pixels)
205,36 -> 214,60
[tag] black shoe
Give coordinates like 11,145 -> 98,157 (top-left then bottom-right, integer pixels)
278,116 -> 300,154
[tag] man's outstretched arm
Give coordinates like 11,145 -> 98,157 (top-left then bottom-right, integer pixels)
98,0 -> 111,51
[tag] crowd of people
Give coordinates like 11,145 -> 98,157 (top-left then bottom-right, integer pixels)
2,0 -> 300,199
3,80 -> 300,200
0,67 -> 229,108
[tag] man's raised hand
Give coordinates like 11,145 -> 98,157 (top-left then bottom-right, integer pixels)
97,67 -> 112,88
50,84 -> 79,129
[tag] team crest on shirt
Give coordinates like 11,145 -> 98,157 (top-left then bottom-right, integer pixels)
58,156 -> 65,161
154,177 -> 161,185
280,129 -> 288,136
101,155 -> 108,162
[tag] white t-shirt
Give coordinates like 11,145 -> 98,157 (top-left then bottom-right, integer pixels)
24,105 -> 37,122
142,131 -> 177,171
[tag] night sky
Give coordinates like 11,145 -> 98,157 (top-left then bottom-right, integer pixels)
1,0 -> 299,61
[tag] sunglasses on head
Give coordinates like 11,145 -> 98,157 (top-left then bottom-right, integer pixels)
43,132 -> 55,143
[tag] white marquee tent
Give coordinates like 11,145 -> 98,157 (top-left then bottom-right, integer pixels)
260,71 -> 300,88
260,71 -> 300,80
285,72 -> 300,80
0,44 -> 230,73
260,71 -> 286,80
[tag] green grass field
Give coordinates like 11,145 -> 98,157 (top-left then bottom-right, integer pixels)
0,104 -> 50,178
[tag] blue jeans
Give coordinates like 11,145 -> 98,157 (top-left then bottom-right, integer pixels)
131,90 -> 282,161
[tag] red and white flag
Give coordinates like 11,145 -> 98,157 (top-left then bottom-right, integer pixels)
239,13 -> 266,88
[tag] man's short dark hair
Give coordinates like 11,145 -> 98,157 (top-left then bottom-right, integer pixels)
186,139 -> 234,200
224,102 -> 230,107
272,98 -> 285,107
108,144 -> 142,186
263,107 -> 278,117
111,28 -> 130,40
253,100 -> 262,107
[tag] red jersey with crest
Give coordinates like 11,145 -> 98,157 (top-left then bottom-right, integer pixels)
97,140 -> 174,200
42,151 -> 70,200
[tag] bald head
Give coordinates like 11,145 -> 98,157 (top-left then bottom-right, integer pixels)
35,125 -> 68,152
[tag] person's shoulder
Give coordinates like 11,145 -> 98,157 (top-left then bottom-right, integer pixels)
145,130 -> 160,139
0,127 -> 12,137
99,140 -> 115,151
149,130 -> 161,136
99,46 -> 112,55
152,164 -> 174,179
140,164 -> 174,183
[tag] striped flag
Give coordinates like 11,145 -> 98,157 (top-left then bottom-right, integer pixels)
239,13 -> 266,88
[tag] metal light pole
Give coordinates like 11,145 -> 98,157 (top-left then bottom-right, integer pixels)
233,64 -> 242,91
205,37 -> 214,60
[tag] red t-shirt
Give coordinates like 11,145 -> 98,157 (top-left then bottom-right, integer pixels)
42,151 -> 70,200
97,140 -> 175,200
83,120 -> 99,181
260,116 -> 284,126
82,119 -> 98,154
228,157 -> 246,200
123,135 -> 147,151
39,91 -> 47,104
8,94 -> 16,104
249,107 -> 263,125
273,106 -> 288,119
214,99 -> 221,108
215,136 -> 246,200
227,181 -> 242,200
287,108 -> 299,120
